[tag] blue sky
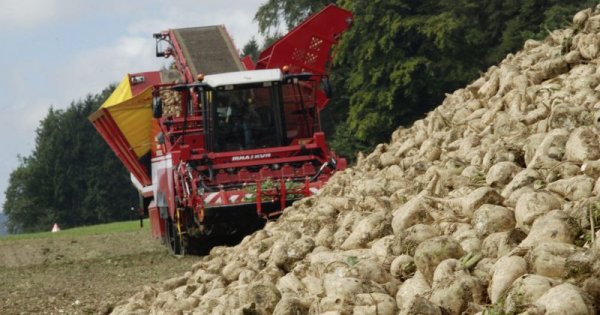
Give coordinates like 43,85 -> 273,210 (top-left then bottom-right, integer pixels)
0,0 -> 265,209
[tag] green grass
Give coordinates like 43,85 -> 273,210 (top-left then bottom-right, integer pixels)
0,219 -> 150,241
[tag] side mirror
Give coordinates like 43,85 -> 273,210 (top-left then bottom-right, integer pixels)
321,77 -> 333,98
152,96 -> 163,118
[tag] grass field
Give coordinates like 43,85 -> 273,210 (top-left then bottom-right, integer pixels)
0,218 -> 197,315
0,219 -> 150,241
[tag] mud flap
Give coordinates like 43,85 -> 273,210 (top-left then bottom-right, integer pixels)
157,192 -> 169,219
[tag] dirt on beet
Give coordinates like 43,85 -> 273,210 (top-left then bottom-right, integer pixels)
0,226 -> 197,315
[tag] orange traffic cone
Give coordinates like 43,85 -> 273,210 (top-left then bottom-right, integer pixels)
51,223 -> 61,233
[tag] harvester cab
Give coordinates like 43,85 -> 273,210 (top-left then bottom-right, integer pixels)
90,4 -> 353,254
161,69 -> 327,151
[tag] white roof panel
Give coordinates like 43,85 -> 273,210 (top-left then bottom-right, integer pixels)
203,69 -> 282,88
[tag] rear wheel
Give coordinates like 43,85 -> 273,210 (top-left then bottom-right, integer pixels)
164,218 -> 184,255
163,215 -> 266,256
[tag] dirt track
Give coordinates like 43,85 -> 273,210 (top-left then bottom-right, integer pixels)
0,228 -> 197,315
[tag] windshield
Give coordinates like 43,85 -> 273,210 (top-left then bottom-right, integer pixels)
207,84 -> 283,152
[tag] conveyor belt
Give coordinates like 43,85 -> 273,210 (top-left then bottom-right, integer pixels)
172,25 -> 244,76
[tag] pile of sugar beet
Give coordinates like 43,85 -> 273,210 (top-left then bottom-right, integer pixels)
112,7 -> 600,315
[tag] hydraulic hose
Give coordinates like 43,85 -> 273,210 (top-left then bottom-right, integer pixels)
310,158 -> 337,182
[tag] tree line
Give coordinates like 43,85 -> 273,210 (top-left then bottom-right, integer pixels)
3,88 -> 138,233
3,0 -> 596,233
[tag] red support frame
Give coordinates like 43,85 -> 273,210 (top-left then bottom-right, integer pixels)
89,109 -> 151,186
167,29 -> 196,83
256,4 -> 352,75
256,4 -> 352,110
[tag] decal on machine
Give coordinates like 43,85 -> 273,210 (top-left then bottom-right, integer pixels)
231,153 -> 272,162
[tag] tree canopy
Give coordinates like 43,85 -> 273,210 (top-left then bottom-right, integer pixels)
253,0 -> 597,158
254,0 -> 334,37
3,88 -> 138,233
241,36 -> 260,63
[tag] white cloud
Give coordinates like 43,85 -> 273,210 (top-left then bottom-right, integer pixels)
0,0 -> 92,29
54,0 -> 265,99
0,0 -> 58,28
125,0 -> 264,49
59,35 -> 162,99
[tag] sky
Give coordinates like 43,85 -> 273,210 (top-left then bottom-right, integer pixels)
0,0 -> 266,209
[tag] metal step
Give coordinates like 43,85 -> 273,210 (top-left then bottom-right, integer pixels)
172,25 -> 244,77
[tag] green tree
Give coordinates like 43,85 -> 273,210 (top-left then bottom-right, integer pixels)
480,0 -> 596,64
3,87 -> 138,233
333,0 -> 480,146
3,158 -> 41,233
254,0 -> 334,37
331,0 -> 596,156
241,36 -> 260,63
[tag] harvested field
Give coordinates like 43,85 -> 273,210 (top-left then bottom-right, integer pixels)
0,222 -> 196,315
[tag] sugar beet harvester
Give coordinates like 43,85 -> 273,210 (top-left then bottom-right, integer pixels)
89,5 -> 352,254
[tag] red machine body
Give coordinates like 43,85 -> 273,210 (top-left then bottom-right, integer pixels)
90,5 -> 352,254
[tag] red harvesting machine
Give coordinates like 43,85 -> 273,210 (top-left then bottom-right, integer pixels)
89,5 -> 353,254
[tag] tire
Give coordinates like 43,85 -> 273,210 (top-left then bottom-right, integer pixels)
164,218 -> 184,255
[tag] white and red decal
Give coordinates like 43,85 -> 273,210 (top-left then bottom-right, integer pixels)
231,153 -> 271,162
